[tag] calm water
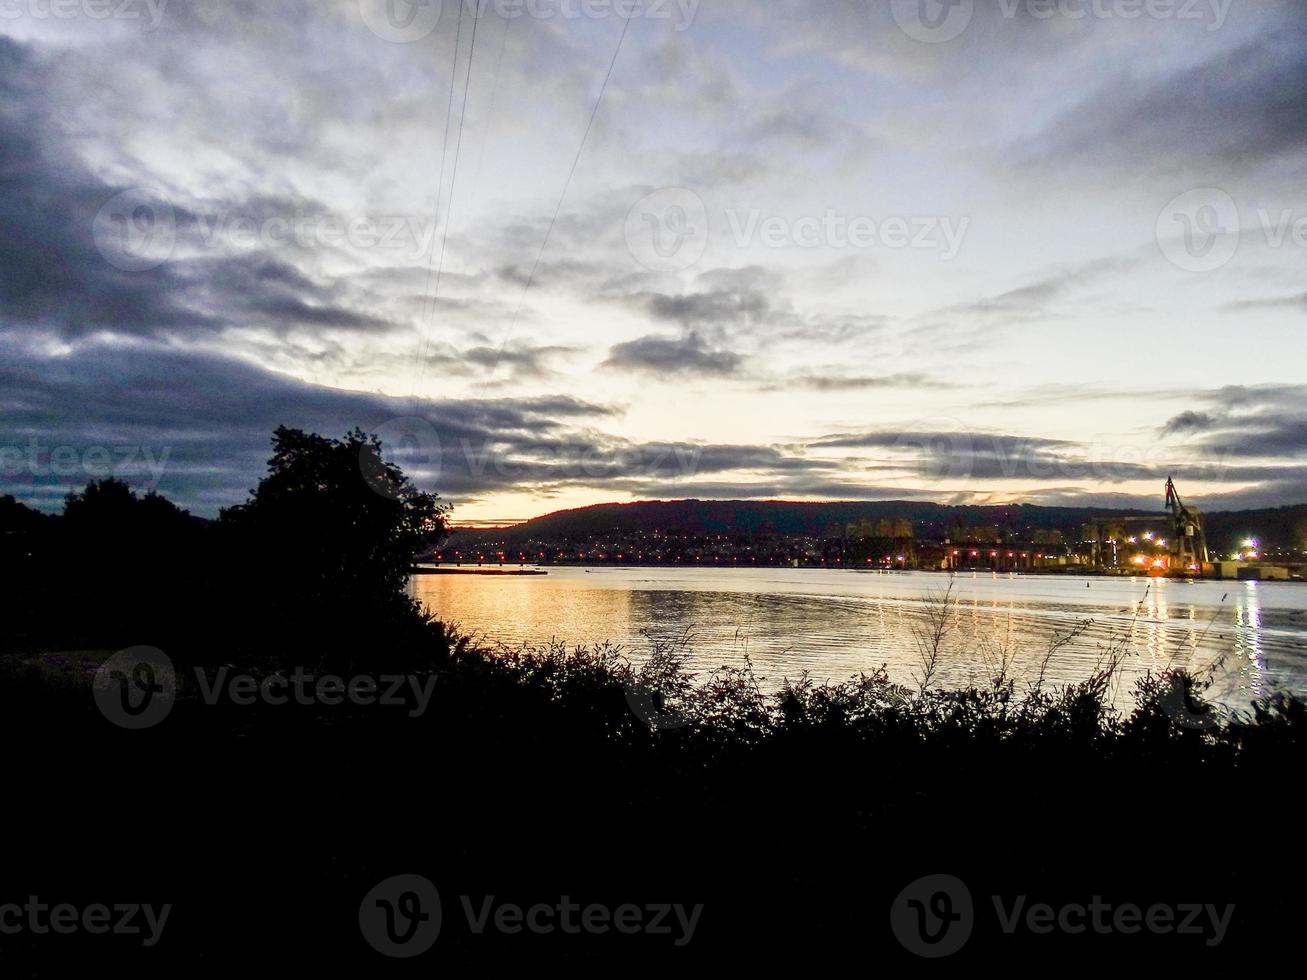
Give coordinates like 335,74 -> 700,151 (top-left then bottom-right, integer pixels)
411,567 -> 1307,710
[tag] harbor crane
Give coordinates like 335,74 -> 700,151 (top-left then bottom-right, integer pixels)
1165,476 -> 1209,569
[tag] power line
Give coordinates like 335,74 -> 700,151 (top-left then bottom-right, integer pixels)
429,5 -> 481,320
467,11 -> 514,210
412,1 -> 469,405
498,12 -> 635,353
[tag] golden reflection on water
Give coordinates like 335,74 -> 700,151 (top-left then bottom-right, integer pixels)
1233,582 -> 1266,702
411,568 -> 1307,706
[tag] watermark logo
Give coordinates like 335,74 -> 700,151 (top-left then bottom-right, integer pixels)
995,0 -> 1232,31
359,0 -> 443,42
0,897 -> 172,947
1158,673 -> 1220,731
625,187 -> 710,273
892,417 -> 976,487
0,440 -> 172,485
892,874 -> 1236,955
890,0 -> 974,43
362,418 -> 444,501
193,210 -> 438,257
360,874 -> 442,958
359,875 -> 703,953
1156,187 -> 1239,273
891,874 -> 974,957
624,682 -> 690,731
0,0 -> 170,31
93,188 -> 176,272
991,894 -> 1234,946
192,667 -> 439,717
94,653 -> 439,730
725,209 -> 968,258
93,646 -> 177,730
625,188 -> 968,272
190,0 -> 224,26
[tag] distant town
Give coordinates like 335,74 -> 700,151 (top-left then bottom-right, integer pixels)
435,485 -> 1307,583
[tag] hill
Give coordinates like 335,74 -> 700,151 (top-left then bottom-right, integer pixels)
451,499 -> 1307,552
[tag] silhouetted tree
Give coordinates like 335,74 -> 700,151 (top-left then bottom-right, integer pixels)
215,427 -> 452,667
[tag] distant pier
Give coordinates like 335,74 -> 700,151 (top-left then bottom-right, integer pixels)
411,565 -> 547,577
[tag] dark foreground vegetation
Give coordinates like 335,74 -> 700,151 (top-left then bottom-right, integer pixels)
2,429 -> 1303,972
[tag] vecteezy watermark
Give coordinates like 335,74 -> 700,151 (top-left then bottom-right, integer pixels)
93,188 -> 177,272
0,0 -> 170,31
725,209 -> 969,258
623,682 -> 690,731
624,187 -> 711,273
92,647 -> 178,730
869,416 -> 1234,489
0,897 -> 173,947
995,0 -> 1231,29
360,418 -> 444,502
459,440 -> 704,483
360,875 -> 443,958
891,874 -> 1234,956
0,440 -> 172,486
93,188 -> 444,273
358,0 -> 443,42
92,647 -> 440,729
191,666 -> 438,718
359,419 -> 708,501
890,874 -> 974,957
360,875 -> 703,957
624,187 -> 969,272
1158,672 -> 1220,731
889,0 -> 975,43
192,210 -> 439,259
1156,188 -> 1240,273
1156,189 -> 1307,273
887,0 -> 1231,43
358,0 -> 699,43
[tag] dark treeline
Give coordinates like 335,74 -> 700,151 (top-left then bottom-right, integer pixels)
2,426 -> 454,672
2,427 -> 1305,971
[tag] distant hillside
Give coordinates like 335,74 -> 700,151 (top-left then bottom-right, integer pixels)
451,499 -> 1307,551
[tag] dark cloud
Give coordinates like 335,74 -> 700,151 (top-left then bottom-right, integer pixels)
462,342 -> 579,380
0,38 -> 393,342
1164,385 -> 1307,459
0,343 -> 619,513
0,344 -> 844,515
1018,19 -> 1307,173
603,332 -> 743,377
1162,411 -> 1220,435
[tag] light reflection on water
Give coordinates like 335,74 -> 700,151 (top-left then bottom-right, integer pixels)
411,568 -> 1307,710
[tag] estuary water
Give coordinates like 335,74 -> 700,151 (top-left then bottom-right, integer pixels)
411,567 -> 1307,710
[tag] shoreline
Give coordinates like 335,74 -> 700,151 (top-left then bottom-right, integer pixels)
416,563 -> 1304,584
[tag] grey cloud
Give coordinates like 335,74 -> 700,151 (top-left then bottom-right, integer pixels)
1162,411 -> 1220,435
603,332 -> 743,377
1223,292 -> 1307,313
1017,20 -> 1307,173
766,373 -> 951,393
0,38 -> 397,342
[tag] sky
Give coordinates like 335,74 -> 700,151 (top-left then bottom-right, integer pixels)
2,0 -> 1306,521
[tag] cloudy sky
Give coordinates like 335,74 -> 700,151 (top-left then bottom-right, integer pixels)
2,0 -> 1305,520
